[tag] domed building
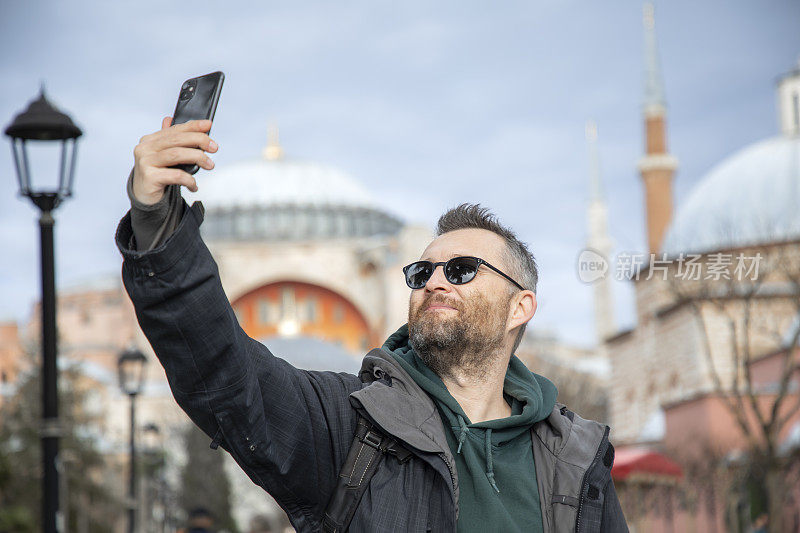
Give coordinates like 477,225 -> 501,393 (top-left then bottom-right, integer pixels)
184,131 -> 432,359
188,132 -> 436,527
602,9 -> 800,530
607,58 -> 800,448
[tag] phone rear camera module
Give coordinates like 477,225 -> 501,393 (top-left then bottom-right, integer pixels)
178,78 -> 199,101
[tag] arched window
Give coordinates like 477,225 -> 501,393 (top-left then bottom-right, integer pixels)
258,299 -> 271,324
281,286 -> 296,319
333,302 -> 345,324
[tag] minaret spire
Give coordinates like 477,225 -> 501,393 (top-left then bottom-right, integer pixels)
585,120 -> 615,343
586,120 -> 604,202
638,2 -> 678,254
643,2 -> 666,114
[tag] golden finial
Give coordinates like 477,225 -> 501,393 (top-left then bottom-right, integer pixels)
262,124 -> 284,160
585,120 -> 598,142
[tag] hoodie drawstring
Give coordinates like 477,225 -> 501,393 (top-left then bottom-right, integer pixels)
456,414 -> 469,454
485,428 -> 500,493
455,414 -> 500,494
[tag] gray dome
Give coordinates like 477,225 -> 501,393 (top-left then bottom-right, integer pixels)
185,158 -> 378,211
662,135 -> 800,254
186,157 -> 404,241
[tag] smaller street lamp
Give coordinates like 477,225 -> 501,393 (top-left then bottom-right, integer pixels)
118,346 -> 147,533
118,346 -> 147,396
141,423 -> 162,465
141,423 -> 165,533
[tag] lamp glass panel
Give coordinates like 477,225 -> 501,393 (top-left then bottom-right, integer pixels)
119,357 -> 145,395
9,139 -> 30,195
15,139 -> 69,195
141,425 -> 161,452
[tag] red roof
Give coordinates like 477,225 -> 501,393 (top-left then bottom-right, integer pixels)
611,447 -> 683,481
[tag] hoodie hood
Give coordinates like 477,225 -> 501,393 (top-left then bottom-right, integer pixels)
382,323 -> 557,493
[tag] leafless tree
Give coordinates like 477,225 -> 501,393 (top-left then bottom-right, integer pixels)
663,240 -> 800,533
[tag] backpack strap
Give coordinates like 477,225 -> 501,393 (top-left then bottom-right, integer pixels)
322,415 -> 412,532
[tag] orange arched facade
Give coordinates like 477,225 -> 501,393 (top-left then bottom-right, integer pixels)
231,280 -> 375,354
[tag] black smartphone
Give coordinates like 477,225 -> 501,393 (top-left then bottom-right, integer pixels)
170,71 -> 224,174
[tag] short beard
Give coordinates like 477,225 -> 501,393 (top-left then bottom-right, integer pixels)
407,290 -> 510,382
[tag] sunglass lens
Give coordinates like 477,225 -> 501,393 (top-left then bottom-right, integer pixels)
405,262 -> 433,288
445,257 -> 479,284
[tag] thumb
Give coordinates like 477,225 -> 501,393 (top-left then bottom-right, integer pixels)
161,116 -> 172,130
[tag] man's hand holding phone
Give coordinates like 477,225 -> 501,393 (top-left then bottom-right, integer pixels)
131,118 -> 217,205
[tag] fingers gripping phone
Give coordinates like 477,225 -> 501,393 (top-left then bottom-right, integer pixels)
170,71 -> 224,174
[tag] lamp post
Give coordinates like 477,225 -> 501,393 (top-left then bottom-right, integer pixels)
4,87 -> 82,533
118,346 -> 147,533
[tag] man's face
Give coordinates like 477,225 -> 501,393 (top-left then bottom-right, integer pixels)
407,228 -> 517,379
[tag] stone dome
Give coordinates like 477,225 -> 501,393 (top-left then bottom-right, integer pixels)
185,150 -> 404,242
185,157 -> 378,212
662,135 -> 800,254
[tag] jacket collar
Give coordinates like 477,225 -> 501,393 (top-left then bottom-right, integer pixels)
350,348 -> 454,455
532,404 -> 607,469
348,348 -> 460,514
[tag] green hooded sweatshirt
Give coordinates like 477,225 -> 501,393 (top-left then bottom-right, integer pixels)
382,324 -> 558,533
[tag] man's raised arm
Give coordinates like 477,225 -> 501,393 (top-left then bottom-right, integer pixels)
115,118 -> 362,530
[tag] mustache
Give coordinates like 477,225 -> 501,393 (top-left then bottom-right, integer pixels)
421,297 -> 460,310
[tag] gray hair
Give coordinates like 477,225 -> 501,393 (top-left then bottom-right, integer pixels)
435,203 -> 538,353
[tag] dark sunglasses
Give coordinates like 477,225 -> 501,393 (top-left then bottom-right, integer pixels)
402,256 -> 526,291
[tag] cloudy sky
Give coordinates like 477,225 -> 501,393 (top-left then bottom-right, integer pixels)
1,0 -> 798,346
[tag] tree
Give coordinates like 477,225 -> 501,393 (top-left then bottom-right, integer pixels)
178,422 -> 239,533
664,241 -> 800,533
0,351 -> 123,531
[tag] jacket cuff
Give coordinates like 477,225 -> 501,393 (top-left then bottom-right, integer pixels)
115,199 -> 206,274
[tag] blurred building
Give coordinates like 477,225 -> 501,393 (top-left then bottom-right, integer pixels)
604,4 -> 800,530
607,34 -> 800,449
0,320 -> 24,411
180,131 -> 434,527
183,128 -> 431,356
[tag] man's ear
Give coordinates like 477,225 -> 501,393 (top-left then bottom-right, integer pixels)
510,291 -> 537,329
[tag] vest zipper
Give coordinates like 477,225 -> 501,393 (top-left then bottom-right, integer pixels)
574,426 -> 610,532
439,452 -> 458,521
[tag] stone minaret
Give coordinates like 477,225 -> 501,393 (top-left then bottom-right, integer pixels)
585,121 -> 616,343
638,2 -> 678,254
777,59 -> 800,136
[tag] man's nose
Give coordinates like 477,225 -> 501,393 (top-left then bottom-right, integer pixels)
424,264 -> 451,292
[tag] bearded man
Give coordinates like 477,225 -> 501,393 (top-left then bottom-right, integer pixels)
116,118 -> 628,532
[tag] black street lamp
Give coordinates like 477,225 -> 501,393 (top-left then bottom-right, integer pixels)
118,346 -> 147,533
4,87 -> 82,533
